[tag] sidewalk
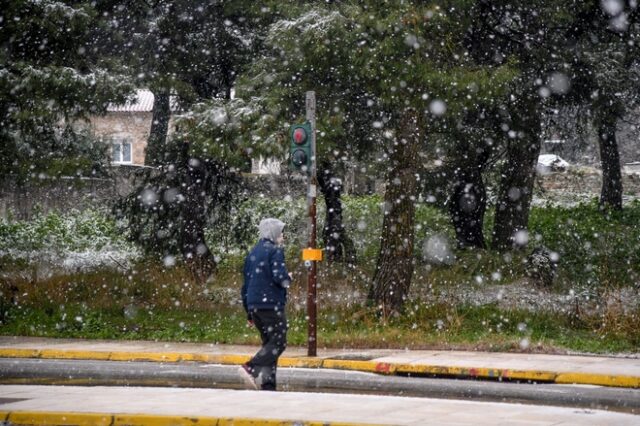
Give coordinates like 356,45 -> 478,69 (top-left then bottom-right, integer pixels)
0,336 -> 638,388
2,385 -> 639,425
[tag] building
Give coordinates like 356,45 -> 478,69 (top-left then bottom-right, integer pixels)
251,157 -> 282,175
90,89 -> 177,166
90,90 -> 289,175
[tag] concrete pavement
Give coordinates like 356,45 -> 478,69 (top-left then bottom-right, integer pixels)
0,336 -> 638,388
1,385 -> 639,426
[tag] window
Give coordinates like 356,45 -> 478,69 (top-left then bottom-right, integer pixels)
111,137 -> 132,164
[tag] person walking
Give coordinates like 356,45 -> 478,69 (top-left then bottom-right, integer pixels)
239,218 -> 292,390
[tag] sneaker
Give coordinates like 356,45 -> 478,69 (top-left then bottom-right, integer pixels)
238,364 -> 258,390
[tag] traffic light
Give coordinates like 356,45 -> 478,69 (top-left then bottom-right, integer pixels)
289,121 -> 313,175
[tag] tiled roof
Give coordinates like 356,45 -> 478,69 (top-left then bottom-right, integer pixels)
107,89 -> 179,112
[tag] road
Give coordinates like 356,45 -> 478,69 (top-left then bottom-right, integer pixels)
1,358 -> 639,414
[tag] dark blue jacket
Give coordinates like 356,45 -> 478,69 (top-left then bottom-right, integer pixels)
242,238 -> 290,317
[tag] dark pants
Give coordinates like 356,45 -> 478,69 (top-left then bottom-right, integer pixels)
247,308 -> 287,390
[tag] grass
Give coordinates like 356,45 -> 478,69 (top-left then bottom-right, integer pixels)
2,301 -> 637,354
1,262 -> 638,354
1,198 -> 639,355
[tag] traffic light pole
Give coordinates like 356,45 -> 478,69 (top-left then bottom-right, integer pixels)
306,91 -> 317,357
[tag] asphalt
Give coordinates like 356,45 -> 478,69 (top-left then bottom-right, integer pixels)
1,336 -> 638,388
0,336 -> 639,425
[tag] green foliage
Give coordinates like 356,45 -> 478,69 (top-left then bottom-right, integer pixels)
0,305 -> 252,343
99,0 -> 266,106
236,2 -> 519,159
0,209 -> 130,254
208,194 -> 452,268
3,198 -> 640,354
341,195 -> 453,263
176,98 -> 283,169
0,0 -> 134,182
341,195 -> 384,260
207,196 -> 308,261
3,195 -> 639,297
20,127 -> 111,179
208,195 -> 640,295
529,200 -> 640,292
115,151 -> 240,264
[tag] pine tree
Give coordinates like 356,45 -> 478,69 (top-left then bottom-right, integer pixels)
232,2 -> 516,314
468,0 -> 639,247
569,2 -> 640,211
0,0 -> 133,182
228,5 -> 365,263
466,1 -> 584,250
109,1 -> 269,281
95,0 -> 262,166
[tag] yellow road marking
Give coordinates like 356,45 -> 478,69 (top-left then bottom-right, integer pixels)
0,411 -> 381,426
555,373 -> 640,388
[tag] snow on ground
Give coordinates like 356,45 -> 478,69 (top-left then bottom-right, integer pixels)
0,246 -> 141,280
425,280 -> 640,316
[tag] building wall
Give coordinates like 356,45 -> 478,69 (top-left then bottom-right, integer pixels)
251,157 -> 282,175
91,114 -> 308,176
89,112 -> 176,166
90,112 -> 153,165
0,170 -> 137,220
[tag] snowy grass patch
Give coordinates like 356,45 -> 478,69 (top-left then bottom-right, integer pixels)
0,209 -> 141,274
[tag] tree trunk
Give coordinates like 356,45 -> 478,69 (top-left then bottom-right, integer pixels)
145,88 -> 171,166
595,105 -> 623,211
178,142 -> 216,284
447,147 -> 490,249
492,104 -> 541,251
317,161 -> 357,263
367,109 -> 420,316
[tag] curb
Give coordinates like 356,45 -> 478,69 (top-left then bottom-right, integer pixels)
0,348 -> 638,389
0,411 -> 379,426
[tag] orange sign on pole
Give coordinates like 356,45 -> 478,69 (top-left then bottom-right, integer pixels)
302,248 -> 323,262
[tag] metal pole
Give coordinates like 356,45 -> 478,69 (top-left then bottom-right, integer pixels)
306,91 -> 317,357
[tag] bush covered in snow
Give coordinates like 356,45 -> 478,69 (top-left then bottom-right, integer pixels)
3,197 -> 639,297
0,209 -> 141,273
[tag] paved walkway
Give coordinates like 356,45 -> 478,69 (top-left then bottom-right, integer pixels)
1,385 -> 639,426
0,336 -> 638,388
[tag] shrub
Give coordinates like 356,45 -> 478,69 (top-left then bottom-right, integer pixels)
0,209 -> 140,271
528,200 -> 640,292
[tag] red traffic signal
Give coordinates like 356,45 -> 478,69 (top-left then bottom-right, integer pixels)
293,127 -> 307,145
293,127 -> 307,144
290,122 -> 313,175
